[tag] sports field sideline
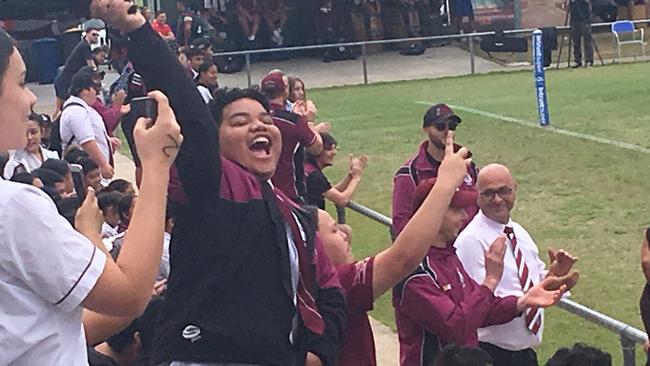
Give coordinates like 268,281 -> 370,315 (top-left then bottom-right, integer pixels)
309,61 -> 650,364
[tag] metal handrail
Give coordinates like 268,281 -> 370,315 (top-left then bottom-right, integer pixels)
344,200 -> 648,365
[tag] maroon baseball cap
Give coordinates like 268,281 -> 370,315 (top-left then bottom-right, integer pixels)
413,178 -> 478,212
423,103 -> 462,128
260,71 -> 286,94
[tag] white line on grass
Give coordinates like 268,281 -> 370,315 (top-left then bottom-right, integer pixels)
414,101 -> 650,154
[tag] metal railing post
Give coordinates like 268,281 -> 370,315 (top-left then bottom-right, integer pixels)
245,53 -> 252,87
469,34 -> 476,75
621,334 -> 637,366
361,43 -> 369,85
336,205 -> 347,225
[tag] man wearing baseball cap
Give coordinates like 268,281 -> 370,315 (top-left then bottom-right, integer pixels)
392,176 -> 571,366
261,71 -> 323,202
391,103 -> 479,240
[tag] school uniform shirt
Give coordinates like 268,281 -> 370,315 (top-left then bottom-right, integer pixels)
60,96 -> 112,165
304,160 -> 332,210
393,245 -> 520,366
270,103 -> 318,202
196,84 -> 213,103
0,180 -> 106,365
392,141 -> 478,240
455,211 -> 546,351
2,147 -> 59,179
337,256 -> 376,366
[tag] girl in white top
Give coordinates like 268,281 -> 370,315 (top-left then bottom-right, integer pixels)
195,60 -> 218,103
0,20 -> 183,366
2,113 -> 59,179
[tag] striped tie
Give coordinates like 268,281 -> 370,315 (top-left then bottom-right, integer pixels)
503,226 -> 542,335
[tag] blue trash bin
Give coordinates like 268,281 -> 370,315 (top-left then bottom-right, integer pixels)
33,38 -> 60,85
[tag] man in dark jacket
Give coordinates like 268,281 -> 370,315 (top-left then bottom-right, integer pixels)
91,2 -> 345,366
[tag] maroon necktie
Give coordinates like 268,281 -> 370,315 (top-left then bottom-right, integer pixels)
274,188 -> 325,336
504,226 -> 542,335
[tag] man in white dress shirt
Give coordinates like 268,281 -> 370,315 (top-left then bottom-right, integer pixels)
455,163 -> 578,366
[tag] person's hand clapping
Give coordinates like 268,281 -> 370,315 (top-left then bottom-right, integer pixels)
437,131 -> 471,189
547,248 -> 578,277
516,277 -> 566,312
90,0 -> 146,33
75,187 -> 104,239
348,154 -> 368,177
133,91 -> 183,171
314,122 -> 331,134
483,235 -> 507,291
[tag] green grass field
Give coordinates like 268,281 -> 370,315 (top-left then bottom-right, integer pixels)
309,62 -> 650,364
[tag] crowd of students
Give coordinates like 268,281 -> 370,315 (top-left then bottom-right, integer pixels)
0,1 -> 639,366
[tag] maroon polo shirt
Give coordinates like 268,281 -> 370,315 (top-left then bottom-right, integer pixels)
337,256 -> 376,366
391,140 -> 479,239
270,103 -> 317,201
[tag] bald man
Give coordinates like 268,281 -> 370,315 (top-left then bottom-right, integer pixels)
454,164 -> 578,366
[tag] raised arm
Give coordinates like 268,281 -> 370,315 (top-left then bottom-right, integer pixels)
372,132 -> 469,299
91,1 -> 221,206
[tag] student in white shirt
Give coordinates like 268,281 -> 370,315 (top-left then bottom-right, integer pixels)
3,112 -> 59,179
455,164 -> 579,366
0,28 -> 183,365
60,68 -> 115,180
195,61 -> 218,103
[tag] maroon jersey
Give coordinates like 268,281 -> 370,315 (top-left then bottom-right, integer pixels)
270,103 -> 317,201
337,256 -> 376,366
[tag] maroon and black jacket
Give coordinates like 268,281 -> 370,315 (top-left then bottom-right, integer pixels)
127,23 -> 345,366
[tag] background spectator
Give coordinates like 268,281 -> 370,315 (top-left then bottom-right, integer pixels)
53,28 -> 99,117
545,343 -> 612,366
196,61 -> 219,103
63,145 -> 90,165
3,112 -> 59,179
304,133 -> 368,209
79,157 -> 102,191
92,46 -> 109,66
288,76 -> 306,104
118,193 -> 136,234
41,158 -> 74,196
152,10 -> 177,43
434,344 -> 493,366
236,0 -> 262,43
107,179 -> 136,195
261,0 -> 289,47
60,69 -> 115,180
184,46 -> 205,78
142,6 -> 154,23
97,190 -> 124,239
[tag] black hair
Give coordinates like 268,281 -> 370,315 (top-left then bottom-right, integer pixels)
92,46 -> 108,55
97,191 -> 125,212
64,147 -> 89,164
33,168 -> 64,187
118,193 -> 135,220
156,10 -> 167,17
0,28 -> 16,95
107,179 -> 133,194
27,111 -> 45,128
68,67 -> 102,97
307,133 -> 337,164
198,61 -> 216,75
208,88 -> 270,128
433,344 -> 493,366
545,343 -> 612,366
10,172 -> 36,185
41,159 -> 71,178
166,201 -> 176,222
184,46 -> 204,58
78,157 -> 99,176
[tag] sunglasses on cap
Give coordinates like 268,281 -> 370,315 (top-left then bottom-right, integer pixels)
432,119 -> 460,131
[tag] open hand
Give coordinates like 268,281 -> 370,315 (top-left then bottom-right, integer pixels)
547,248 -> 578,277
483,235 -> 507,291
314,122 -> 331,134
543,271 -> 579,292
438,131 -> 472,189
348,155 -> 368,177
133,91 -> 183,171
517,277 -> 566,311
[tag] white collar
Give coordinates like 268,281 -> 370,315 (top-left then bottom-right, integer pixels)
477,210 -> 514,232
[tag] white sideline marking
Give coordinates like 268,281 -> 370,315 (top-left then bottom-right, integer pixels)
414,101 -> 650,154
